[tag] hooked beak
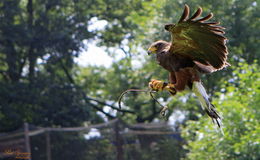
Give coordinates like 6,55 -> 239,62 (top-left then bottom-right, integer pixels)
147,46 -> 157,55
164,23 -> 175,31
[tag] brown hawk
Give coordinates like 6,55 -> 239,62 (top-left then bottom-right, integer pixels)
147,5 -> 229,128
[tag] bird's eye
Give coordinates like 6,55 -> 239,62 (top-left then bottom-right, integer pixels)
156,43 -> 161,48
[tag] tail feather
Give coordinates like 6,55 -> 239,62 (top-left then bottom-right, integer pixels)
192,81 -> 223,130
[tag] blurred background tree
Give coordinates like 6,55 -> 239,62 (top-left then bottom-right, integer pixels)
182,62 -> 260,160
0,0 -> 259,160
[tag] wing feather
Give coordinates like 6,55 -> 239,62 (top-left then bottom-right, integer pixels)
197,13 -> 213,22
188,7 -> 202,20
167,5 -> 229,72
178,5 -> 190,22
204,22 -> 220,25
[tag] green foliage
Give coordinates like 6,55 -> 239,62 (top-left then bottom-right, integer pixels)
149,138 -> 186,160
182,62 -> 260,160
0,0 -> 96,132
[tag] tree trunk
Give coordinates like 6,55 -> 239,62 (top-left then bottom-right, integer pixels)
27,0 -> 36,83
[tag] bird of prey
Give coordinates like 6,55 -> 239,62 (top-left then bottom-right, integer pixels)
147,5 -> 229,127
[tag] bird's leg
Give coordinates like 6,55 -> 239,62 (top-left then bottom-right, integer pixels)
149,79 -> 177,95
149,79 -> 176,117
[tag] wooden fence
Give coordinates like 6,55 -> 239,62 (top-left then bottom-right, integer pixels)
0,119 -> 179,160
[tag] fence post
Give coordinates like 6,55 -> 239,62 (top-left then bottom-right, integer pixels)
115,120 -> 124,160
24,122 -> 31,160
46,130 -> 52,160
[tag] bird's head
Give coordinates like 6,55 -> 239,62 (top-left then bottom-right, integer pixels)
147,40 -> 169,55
164,24 -> 176,32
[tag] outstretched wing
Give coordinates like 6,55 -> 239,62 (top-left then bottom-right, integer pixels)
165,5 -> 229,72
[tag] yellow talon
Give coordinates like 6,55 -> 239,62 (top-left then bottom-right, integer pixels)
165,84 -> 176,95
149,79 -> 176,95
149,79 -> 165,91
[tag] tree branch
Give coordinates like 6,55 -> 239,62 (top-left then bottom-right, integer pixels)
87,101 -> 115,119
59,60 -> 75,84
86,96 -> 135,114
119,44 -> 131,58
59,59 -> 135,115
